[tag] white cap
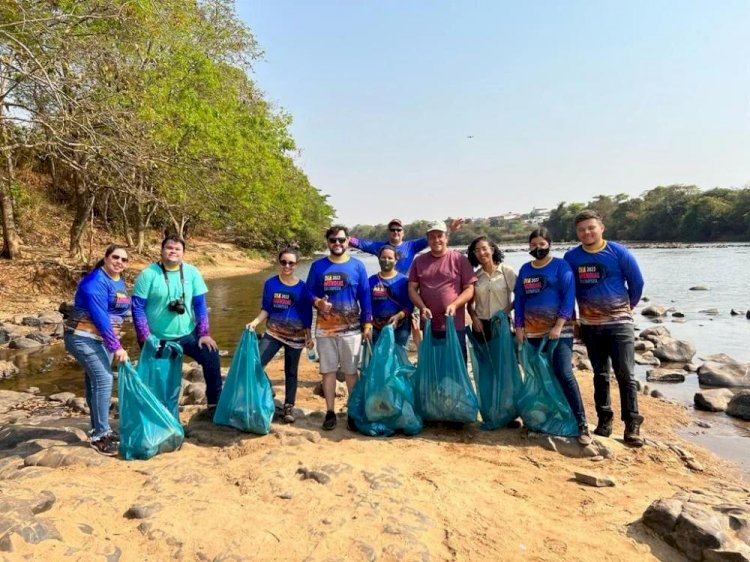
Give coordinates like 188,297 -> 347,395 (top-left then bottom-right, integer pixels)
426,220 -> 447,233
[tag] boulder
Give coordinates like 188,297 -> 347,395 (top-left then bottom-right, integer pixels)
641,305 -> 667,317
183,363 -> 205,383
639,325 -> 671,343
647,368 -> 686,383
8,338 -> 43,350
730,309 -> 745,316
181,382 -> 206,405
0,361 -> 19,380
643,497 -> 683,536
653,339 -> 696,363
21,316 -> 42,327
694,389 -> 734,412
700,353 -> 739,365
26,332 -> 52,345
672,311 -> 685,318
672,504 -> 727,561
37,312 -> 63,325
23,446 -> 106,468
634,340 -> 655,352
726,391 -> 750,421
698,362 -> 750,388
48,392 -> 75,404
635,351 -> 660,366
573,471 -> 616,487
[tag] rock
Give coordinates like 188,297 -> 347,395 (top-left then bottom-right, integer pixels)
23,446 -> 106,468
700,308 -> 721,315
685,362 -> 699,373
25,332 -> 52,345
642,305 -> 667,317
643,498 -> 683,536
700,353 -> 739,365
0,361 -> 19,380
672,504 -> 727,560
635,351 -> 660,366
726,391 -> 750,421
37,313 -> 63,325
730,309 -> 746,316
0,425 -> 88,451
634,340 -> 655,352
642,296 -> 650,302
535,434 -> 614,459
312,381 -> 347,398
296,467 -> 330,485
573,471 -> 616,487
124,504 -> 162,519
573,354 -> 592,371
698,362 -> 750,388
653,339 -> 696,363
703,550 -> 750,562
651,389 -> 665,399
21,316 -> 42,327
67,397 -> 89,414
646,368 -> 687,383
639,325 -> 671,343
672,311 -> 685,317
694,389 -> 735,412
8,338 -> 43,350
48,392 -> 76,404
182,382 -> 206,405
183,363 -> 205,383
643,384 -> 650,395
690,286 -> 709,291
747,310 -> 750,320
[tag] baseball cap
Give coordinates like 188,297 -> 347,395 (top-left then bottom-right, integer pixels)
426,220 -> 447,233
387,218 -> 403,228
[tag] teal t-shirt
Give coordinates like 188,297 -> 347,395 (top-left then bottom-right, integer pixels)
132,263 -> 208,339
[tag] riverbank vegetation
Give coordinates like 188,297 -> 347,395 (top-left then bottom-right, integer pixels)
352,184 -> 750,245
0,0 -> 333,261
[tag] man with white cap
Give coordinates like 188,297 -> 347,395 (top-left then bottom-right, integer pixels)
349,218 -> 463,274
408,219 -> 477,362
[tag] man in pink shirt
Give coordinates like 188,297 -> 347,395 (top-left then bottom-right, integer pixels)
408,220 -> 477,362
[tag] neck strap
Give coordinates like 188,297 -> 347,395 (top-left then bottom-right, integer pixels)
159,262 -> 185,298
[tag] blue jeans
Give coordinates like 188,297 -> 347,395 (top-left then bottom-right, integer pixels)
527,337 -> 586,426
372,322 -> 410,349
167,330 -> 223,406
580,323 -> 640,422
64,333 -> 114,440
258,334 -> 302,405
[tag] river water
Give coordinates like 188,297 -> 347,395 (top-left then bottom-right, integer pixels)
2,244 -> 749,476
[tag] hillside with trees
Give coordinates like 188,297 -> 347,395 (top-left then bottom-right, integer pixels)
0,0 -> 333,261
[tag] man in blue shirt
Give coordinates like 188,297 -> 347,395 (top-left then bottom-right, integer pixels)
564,210 -> 645,446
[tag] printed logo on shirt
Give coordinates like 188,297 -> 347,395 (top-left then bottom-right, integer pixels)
576,263 -> 607,287
371,283 -> 389,301
323,272 -> 348,294
522,275 -> 547,297
114,292 -> 131,310
272,291 -> 293,310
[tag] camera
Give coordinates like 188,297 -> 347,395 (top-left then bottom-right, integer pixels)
167,298 -> 186,315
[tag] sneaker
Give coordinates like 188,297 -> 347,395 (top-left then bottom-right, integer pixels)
624,414 -> 645,447
506,418 -> 523,429
322,410 -> 337,431
90,436 -> 118,457
593,414 -> 613,438
283,404 -> 295,424
347,415 -> 357,432
577,423 -> 593,446
107,430 -> 120,441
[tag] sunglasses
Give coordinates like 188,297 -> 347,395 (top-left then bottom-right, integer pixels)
389,228 -> 403,232
110,255 -> 129,262
279,260 -> 297,266
328,237 -> 346,244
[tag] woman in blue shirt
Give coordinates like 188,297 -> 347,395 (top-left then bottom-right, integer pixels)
514,228 -> 591,445
368,245 -> 413,348
64,244 -> 131,456
248,247 -> 313,424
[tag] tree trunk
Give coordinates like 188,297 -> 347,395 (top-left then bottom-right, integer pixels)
69,173 -> 95,260
0,148 -> 22,259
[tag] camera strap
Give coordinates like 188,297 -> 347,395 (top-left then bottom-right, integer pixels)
158,262 -> 185,300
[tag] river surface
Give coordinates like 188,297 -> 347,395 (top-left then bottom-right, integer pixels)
2,244 -> 749,477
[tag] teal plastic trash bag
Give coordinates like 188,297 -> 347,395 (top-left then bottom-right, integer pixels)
466,310 -> 521,429
137,337 -> 183,421
118,360 -> 185,460
515,338 -> 578,437
412,317 -> 479,423
213,329 -> 275,434
348,327 -> 423,436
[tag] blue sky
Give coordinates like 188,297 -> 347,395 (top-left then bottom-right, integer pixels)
237,1 -> 750,225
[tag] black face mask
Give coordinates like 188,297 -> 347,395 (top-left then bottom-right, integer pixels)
529,247 -> 550,259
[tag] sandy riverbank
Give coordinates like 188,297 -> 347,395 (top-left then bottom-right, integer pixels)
1,354 -> 748,561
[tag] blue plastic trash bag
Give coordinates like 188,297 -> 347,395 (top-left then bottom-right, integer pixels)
137,337 -> 183,421
118,361 -> 185,460
466,310 -> 521,429
213,329 -> 275,434
412,317 -> 479,423
515,338 -> 578,437
348,327 -> 422,436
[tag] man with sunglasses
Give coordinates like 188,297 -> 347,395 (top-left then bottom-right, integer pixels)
306,225 -> 373,430
132,234 -> 222,412
348,218 -> 463,274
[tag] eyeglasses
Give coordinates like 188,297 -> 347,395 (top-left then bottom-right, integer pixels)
279,260 -> 297,266
328,237 -> 346,244
110,255 -> 129,262
389,228 -> 403,233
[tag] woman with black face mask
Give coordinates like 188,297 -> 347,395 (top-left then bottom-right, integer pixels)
467,236 -> 517,344
513,228 -> 592,445
368,245 -> 413,348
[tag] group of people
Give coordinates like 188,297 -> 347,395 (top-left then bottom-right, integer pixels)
65,209 -> 645,457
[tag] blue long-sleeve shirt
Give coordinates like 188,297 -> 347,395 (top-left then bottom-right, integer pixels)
348,237 -> 428,273
306,255 -> 372,336
69,268 -> 131,351
368,272 -> 413,329
514,258 -> 575,338
564,240 -> 644,325
261,275 -> 313,348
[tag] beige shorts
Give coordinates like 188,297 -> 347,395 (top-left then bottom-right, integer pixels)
317,333 -> 362,374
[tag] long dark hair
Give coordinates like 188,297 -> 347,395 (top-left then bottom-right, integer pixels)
93,244 -> 128,271
528,227 -> 553,245
467,236 -> 504,267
